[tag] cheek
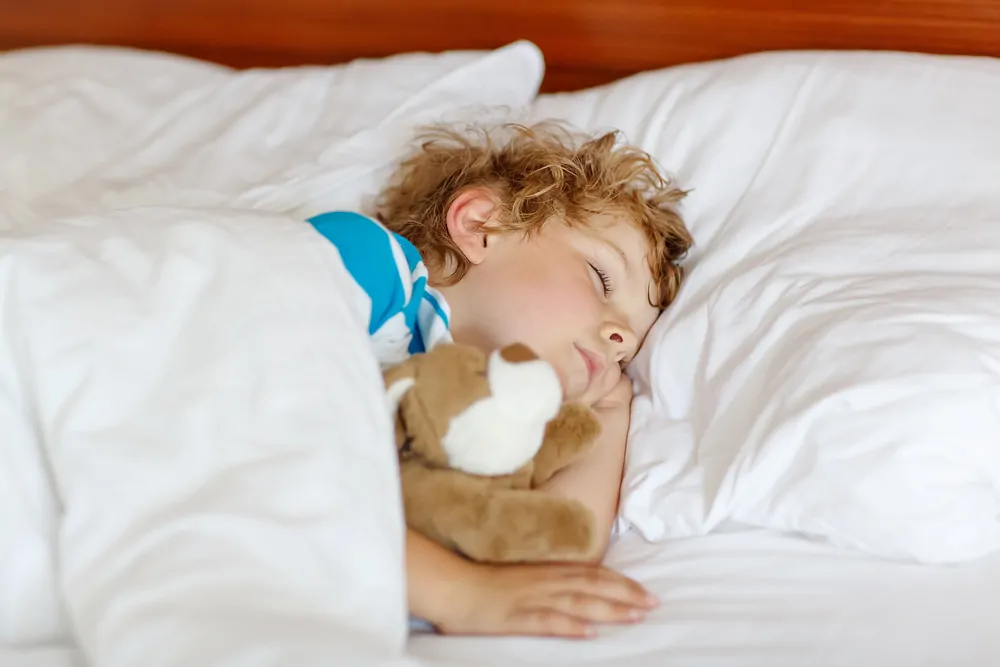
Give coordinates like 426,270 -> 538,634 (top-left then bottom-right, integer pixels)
498,276 -> 600,399
503,272 -> 593,342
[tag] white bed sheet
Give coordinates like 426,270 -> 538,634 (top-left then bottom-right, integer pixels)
8,526 -> 998,667
410,528 -> 1000,667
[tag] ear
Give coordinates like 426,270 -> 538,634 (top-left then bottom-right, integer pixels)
446,187 -> 498,265
385,376 -> 415,415
383,358 -> 418,415
499,343 -> 539,364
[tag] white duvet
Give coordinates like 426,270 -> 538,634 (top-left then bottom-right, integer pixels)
1,209 -> 417,666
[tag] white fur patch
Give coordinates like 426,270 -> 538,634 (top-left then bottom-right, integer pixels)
441,349 -> 563,476
384,377 -> 415,415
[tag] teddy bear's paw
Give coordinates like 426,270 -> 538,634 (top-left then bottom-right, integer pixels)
544,403 -> 601,457
530,405 -> 602,488
544,499 -> 596,559
454,492 -> 597,563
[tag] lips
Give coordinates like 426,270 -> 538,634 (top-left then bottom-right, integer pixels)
574,344 -> 604,391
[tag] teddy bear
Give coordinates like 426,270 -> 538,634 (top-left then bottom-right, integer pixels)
383,342 -> 603,563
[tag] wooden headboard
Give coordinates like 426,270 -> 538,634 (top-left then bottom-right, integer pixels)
2,0 -> 999,92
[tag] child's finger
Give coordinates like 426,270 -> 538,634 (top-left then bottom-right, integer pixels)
538,592 -> 648,625
510,607 -> 596,639
555,567 -> 659,608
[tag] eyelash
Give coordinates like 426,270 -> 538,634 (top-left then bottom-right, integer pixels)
589,263 -> 612,297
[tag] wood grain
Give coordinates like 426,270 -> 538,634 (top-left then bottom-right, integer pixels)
1,0 -> 998,91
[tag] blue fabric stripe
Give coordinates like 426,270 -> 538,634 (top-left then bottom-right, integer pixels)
423,290 -> 450,328
307,210 -> 452,362
403,275 -> 428,354
308,211 -> 404,335
394,233 -> 423,273
408,323 -> 426,355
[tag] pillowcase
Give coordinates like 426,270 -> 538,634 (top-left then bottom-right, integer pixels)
1,40 -> 544,227
526,50 -> 1000,564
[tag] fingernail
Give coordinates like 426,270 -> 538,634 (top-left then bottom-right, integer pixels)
583,626 -> 597,638
645,594 -> 660,607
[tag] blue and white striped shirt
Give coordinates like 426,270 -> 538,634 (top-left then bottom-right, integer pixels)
308,211 -> 452,367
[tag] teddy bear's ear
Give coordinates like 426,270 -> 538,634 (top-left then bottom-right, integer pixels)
498,343 -> 538,364
385,376 -> 415,415
383,358 -> 418,415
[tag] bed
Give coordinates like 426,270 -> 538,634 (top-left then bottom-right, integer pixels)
2,2 -> 1000,667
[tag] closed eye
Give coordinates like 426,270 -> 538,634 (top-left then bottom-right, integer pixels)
589,263 -> 612,297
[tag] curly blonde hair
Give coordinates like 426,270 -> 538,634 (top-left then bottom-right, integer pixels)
374,122 -> 693,309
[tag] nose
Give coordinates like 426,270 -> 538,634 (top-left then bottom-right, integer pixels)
600,319 -> 636,357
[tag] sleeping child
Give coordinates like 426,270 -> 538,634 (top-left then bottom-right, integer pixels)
309,122 -> 693,639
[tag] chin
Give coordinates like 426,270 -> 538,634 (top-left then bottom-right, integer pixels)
564,383 -> 598,407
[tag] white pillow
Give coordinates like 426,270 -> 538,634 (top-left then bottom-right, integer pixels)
527,50 -> 1000,564
0,41 -> 544,226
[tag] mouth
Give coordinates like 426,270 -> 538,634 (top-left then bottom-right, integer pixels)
574,344 -> 602,391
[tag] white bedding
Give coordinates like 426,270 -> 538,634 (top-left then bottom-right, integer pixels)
10,528 -> 1000,667
1,209 -> 415,666
410,528 -> 1000,667
4,39 -> 1000,667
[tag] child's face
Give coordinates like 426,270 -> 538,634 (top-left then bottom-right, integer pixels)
440,195 -> 659,407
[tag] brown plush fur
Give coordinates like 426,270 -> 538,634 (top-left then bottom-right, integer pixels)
385,343 -> 602,563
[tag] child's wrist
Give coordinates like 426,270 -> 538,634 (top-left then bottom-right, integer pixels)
436,568 -> 474,632
421,554 -> 483,630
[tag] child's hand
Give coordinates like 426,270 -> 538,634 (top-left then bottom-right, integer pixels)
437,560 -> 658,638
594,374 -> 634,412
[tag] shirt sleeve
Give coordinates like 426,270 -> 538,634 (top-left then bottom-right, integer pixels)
307,211 -> 452,364
307,211 -> 409,337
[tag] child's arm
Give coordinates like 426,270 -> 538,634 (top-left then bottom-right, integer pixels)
537,376 -> 633,562
407,377 -> 648,638
406,527 -> 656,638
